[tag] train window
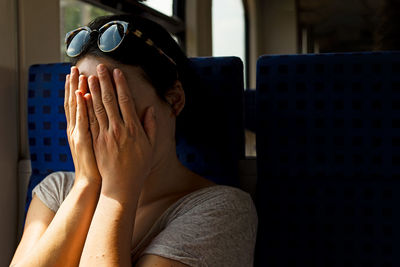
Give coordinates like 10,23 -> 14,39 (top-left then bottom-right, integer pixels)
142,0 -> 173,17
212,0 -> 254,157
60,0 -> 113,61
212,0 -> 246,87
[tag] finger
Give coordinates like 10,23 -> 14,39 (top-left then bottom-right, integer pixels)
69,67 -> 79,128
64,74 -> 70,124
84,93 -> 100,139
96,64 -> 122,125
113,68 -> 139,125
88,75 -> 108,130
78,74 -> 89,95
143,106 -> 156,147
75,90 -> 88,132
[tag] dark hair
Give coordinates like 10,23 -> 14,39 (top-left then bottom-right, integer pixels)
70,14 -> 196,135
71,14 -> 188,98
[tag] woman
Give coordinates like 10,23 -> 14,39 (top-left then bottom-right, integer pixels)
11,14 -> 257,267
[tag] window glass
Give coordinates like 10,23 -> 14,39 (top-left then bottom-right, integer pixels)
212,0 -> 246,85
212,0 -> 254,156
142,0 -> 173,17
60,0 -> 113,61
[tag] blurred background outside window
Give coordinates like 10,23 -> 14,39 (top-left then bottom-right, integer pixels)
212,0 -> 246,87
60,0 -> 113,61
142,0 -> 173,17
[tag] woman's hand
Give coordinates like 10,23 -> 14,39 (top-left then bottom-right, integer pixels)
65,67 -> 101,184
84,64 -> 157,201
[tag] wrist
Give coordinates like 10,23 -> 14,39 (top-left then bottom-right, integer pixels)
100,179 -> 143,205
74,174 -> 102,189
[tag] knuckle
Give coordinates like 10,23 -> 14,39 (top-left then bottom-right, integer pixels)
67,127 -> 73,137
89,115 -> 97,126
94,104 -> 105,115
69,97 -> 76,106
74,137 -> 84,147
126,121 -> 136,136
118,94 -> 131,104
76,113 -> 83,121
102,92 -> 114,104
111,122 -> 122,138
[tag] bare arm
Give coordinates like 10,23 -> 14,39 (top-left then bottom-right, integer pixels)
80,192 -> 140,266
79,66 -> 156,266
10,196 -> 54,266
10,67 -> 102,266
10,180 -> 100,267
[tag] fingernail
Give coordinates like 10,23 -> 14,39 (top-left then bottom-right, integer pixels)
114,68 -> 121,77
88,76 -> 97,89
97,64 -> 106,73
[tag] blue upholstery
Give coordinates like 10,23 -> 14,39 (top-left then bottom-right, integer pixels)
26,57 -> 245,212
177,57 -> 245,186
255,52 -> 400,266
27,63 -> 73,211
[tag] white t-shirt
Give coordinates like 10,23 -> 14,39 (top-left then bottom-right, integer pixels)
32,171 -> 258,267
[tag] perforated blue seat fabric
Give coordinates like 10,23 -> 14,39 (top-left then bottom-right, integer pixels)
27,63 -> 73,211
26,57 -> 245,212
255,52 -> 400,266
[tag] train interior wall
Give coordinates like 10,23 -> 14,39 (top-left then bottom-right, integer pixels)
0,0 -> 299,264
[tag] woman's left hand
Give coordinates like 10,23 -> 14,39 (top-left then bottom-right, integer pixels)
84,64 -> 157,202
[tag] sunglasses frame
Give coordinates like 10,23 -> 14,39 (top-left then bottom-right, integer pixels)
65,20 -> 176,66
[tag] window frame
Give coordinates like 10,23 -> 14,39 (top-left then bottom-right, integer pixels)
243,0 -> 250,89
81,0 -> 186,48
211,0 -> 249,89
79,0 -> 249,87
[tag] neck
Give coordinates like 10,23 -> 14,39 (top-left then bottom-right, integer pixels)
137,149 -> 193,207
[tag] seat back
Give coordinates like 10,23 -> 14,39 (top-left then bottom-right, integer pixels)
26,57 -> 245,211
255,52 -> 400,266
27,63 -> 73,211
177,57 -> 245,185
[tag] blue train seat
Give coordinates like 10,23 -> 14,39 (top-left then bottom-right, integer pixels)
255,52 -> 400,266
26,57 -> 245,212
27,63 -> 73,213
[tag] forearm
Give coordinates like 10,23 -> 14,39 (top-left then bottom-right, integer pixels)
79,185 -> 141,267
13,178 -> 101,267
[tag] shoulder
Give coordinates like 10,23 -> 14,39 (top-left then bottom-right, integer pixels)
144,185 -> 258,267
34,171 -> 75,188
32,171 -> 75,212
171,185 -> 257,221
180,185 -> 258,241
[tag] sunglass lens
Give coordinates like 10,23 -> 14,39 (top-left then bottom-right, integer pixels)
66,30 -> 90,57
99,24 -> 125,52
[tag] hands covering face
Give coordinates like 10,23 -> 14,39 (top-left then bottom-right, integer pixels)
65,65 -> 157,198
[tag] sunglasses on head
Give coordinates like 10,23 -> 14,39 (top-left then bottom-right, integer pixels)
65,20 -> 176,65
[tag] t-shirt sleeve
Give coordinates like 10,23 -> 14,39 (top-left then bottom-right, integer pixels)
31,171 -> 75,213
142,187 -> 258,267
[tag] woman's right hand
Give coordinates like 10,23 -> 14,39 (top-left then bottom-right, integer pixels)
84,65 -> 156,202
65,67 -> 101,185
